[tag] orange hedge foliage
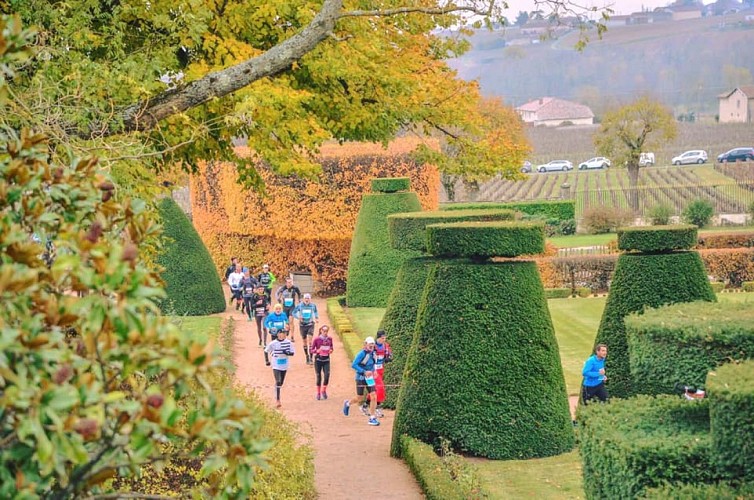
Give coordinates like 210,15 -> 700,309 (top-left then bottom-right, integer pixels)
699,248 -> 754,287
191,140 -> 440,293
696,232 -> 754,249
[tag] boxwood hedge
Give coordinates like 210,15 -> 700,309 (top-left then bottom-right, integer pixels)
593,251 -> 716,398
346,190 -> 422,307
388,209 -> 516,252
579,395 -> 718,500
371,177 -> 411,193
642,482 -> 754,500
617,225 -> 697,253
426,221 -> 545,258
707,361 -> 754,481
392,259 -> 574,459
544,288 -> 572,299
441,200 -> 575,221
156,198 -> 226,315
627,302 -> 754,395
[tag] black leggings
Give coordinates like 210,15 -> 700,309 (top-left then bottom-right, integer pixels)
254,316 -> 265,343
273,369 -> 288,401
583,382 -> 609,404
315,359 -> 331,387
243,297 -> 253,318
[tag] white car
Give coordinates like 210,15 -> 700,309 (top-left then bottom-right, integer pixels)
672,150 -> 707,165
579,157 -> 611,170
639,152 -> 655,166
537,160 -> 573,173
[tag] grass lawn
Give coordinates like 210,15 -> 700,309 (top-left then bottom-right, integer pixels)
548,233 -> 616,248
169,316 -> 223,345
346,307 -> 386,339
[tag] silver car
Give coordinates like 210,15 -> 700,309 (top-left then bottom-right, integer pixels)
537,160 -> 573,173
579,157 -> 611,170
672,150 -> 707,165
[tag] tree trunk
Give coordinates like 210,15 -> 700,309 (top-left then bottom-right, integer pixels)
441,173 -> 457,202
627,163 -> 640,213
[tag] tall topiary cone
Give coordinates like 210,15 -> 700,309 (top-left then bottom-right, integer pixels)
391,221 -> 574,459
345,177 -> 422,307
591,225 -> 715,399
156,198 -> 226,315
380,209 -> 516,408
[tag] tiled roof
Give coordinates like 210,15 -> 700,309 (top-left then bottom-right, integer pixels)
718,86 -> 754,99
516,97 -> 594,121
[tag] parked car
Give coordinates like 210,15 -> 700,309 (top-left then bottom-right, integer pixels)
579,157 -> 611,170
717,147 -> 754,163
672,150 -> 707,165
521,160 -> 533,173
537,160 -> 573,173
639,152 -> 655,166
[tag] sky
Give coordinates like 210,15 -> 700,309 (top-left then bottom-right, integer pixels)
500,0 -> 706,17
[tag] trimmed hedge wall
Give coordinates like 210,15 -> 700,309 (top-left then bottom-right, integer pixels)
579,395 -> 718,500
371,177 -> 410,193
380,257 -> 436,409
392,259 -> 574,459
710,282 -> 725,293
593,251 -> 716,398
441,200 -> 575,221
156,198 -> 226,316
617,225 -> 697,253
388,209 -> 516,252
707,361 -> 754,481
325,297 -> 361,361
643,482 -> 754,500
346,191 -> 422,307
544,288 -> 571,299
626,302 -> 754,395
426,221 -> 545,258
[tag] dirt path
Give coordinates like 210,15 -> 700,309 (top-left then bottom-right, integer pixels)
230,298 -> 423,499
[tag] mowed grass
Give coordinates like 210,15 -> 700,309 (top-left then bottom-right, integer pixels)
170,315 -> 223,344
345,307 -> 385,340
549,226 -> 754,248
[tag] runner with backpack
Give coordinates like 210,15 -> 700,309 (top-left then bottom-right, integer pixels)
343,337 -> 380,426
362,330 -> 392,418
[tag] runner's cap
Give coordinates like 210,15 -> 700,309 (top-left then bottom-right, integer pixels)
303,293 -> 312,299
365,336 -> 375,344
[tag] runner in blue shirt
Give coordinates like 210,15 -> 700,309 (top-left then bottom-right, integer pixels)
582,343 -> 609,404
342,337 -> 380,426
292,293 -> 318,365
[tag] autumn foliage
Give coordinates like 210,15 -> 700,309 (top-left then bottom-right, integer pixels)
191,139 -> 439,293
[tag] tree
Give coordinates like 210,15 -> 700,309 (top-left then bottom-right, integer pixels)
515,10 -> 530,26
594,97 -> 677,211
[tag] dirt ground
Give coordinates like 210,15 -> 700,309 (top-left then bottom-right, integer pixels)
230,298 -> 423,499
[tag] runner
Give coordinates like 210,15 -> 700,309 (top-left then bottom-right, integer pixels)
224,257 -> 239,303
276,277 -> 302,338
342,337 -> 380,427
292,293 -> 318,364
311,325 -> 334,400
363,330 -> 392,418
257,264 -> 276,302
265,328 -> 295,408
251,284 -> 271,346
240,269 -> 258,319
227,264 -> 245,311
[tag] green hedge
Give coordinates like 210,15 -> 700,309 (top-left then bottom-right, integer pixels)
441,200 -> 575,221
388,209 -> 516,252
710,282 -> 725,293
579,395 -> 718,500
545,288 -> 572,299
642,482 -> 754,500
156,198 -> 226,316
380,257 -> 436,409
371,177 -> 411,193
426,221 -> 545,258
743,281 -> 754,292
707,361 -> 754,481
325,297 -> 361,361
346,191 -> 422,307
392,259 -> 574,459
617,225 -> 698,252
626,302 -> 754,395
593,251 -> 716,398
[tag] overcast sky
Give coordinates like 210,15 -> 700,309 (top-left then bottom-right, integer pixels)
501,0 -> 706,17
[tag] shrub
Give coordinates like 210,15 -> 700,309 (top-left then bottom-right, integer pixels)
582,206 -> 634,234
576,286 -> 592,297
617,225 -> 697,253
696,232 -> 754,249
346,187 -> 423,307
560,218 -> 577,235
743,281 -> 754,292
372,176 -> 411,193
648,203 -> 673,225
682,198 -> 715,227
700,248 -> 754,287
326,297 -> 362,360
710,282 -> 725,292
626,301 -> 754,395
156,198 -> 226,315
426,221 -> 545,258
392,258 -> 574,459
593,251 -> 716,398
707,361 -> 754,481
441,200 -> 575,222
642,482 -> 754,500
544,288 -> 572,299
579,395 -> 718,500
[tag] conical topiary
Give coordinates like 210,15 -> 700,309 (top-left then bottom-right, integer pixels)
156,198 -> 226,315
391,221 -> 574,459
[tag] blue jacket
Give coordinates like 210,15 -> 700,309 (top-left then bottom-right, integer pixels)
264,312 -> 289,332
351,349 -> 376,381
582,354 -> 606,387
293,302 -> 318,324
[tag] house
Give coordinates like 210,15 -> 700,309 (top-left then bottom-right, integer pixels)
516,97 -> 594,127
718,86 -> 754,123
668,4 -> 703,20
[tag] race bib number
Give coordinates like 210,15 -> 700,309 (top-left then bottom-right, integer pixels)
244,287 -> 253,295
284,297 -> 294,307
375,362 -> 383,369
365,376 -> 375,387
276,358 -> 288,368
319,345 -> 331,353
273,321 -> 284,330
255,307 -> 266,316
302,310 -> 312,320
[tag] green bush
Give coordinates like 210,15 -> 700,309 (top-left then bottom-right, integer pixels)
545,288 -> 572,299
626,301 -> 754,395
426,221 -> 545,258
743,281 -> 754,292
156,198 -> 226,315
593,251 -> 716,398
582,206 -> 634,234
371,177 -> 411,193
710,282 -> 725,293
388,209 -> 516,251
380,257 -> 436,408
683,198 -> 715,228
643,482 -> 754,500
707,361 -> 754,481
326,297 -> 361,361
579,395 -> 718,500
648,203 -> 673,225
560,218 -> 577,235
576,286 -> 592,297
392,259 -> 574,459
346,190 -> 423,307
617,225 -> 697,253
440,200 -> 575,221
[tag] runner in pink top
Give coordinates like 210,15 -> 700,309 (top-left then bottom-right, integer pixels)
311,325 -> 334,400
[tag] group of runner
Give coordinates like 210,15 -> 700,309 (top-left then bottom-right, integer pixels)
224,258 -> 392,425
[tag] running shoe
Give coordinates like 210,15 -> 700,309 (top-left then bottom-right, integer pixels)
322,391 -> 328,400
367,417 -> 380,426
316,393 -> 321,401
375,408 -> 384,418
342,400 -> 350,416
359,404 -> 369,417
